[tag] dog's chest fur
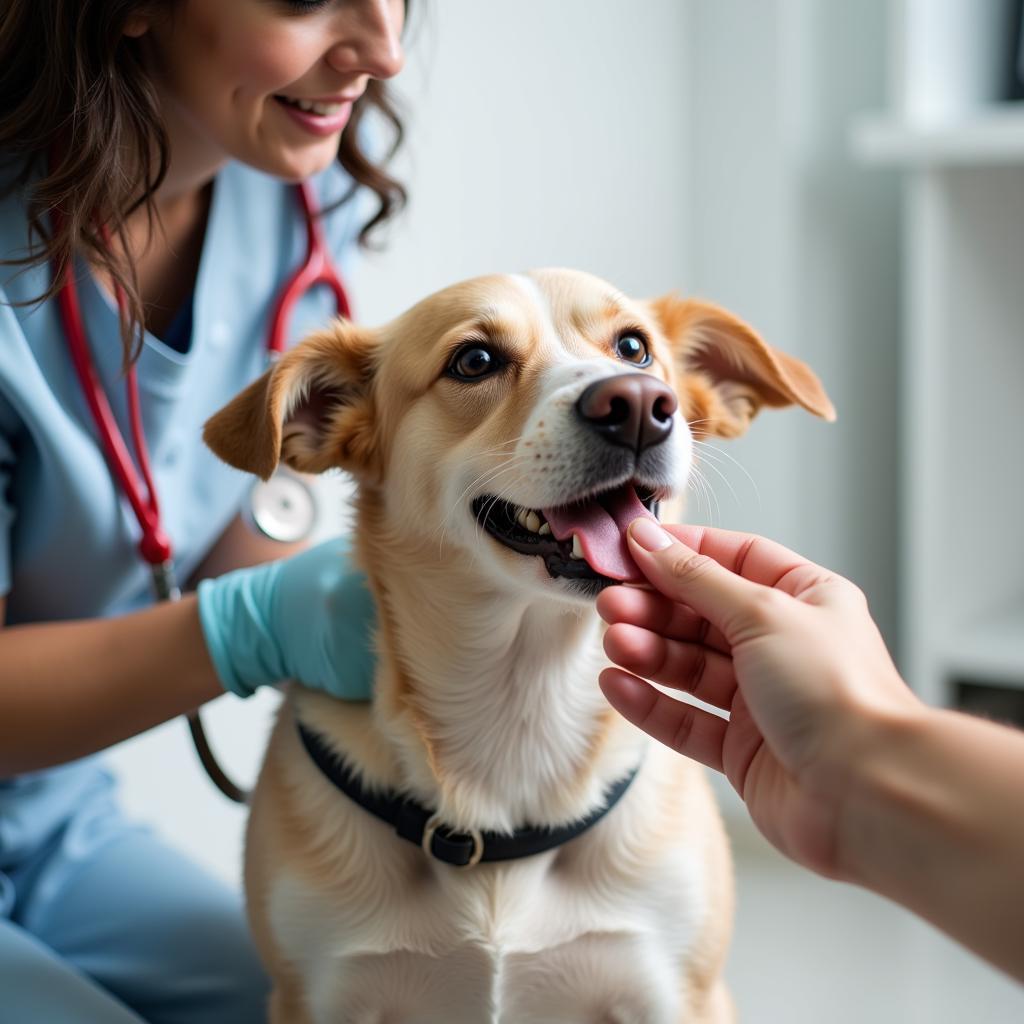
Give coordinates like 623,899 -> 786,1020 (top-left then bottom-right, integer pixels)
245,597 -> 724,1023
254,722 -> 715,1024
243,551 -> 730,1023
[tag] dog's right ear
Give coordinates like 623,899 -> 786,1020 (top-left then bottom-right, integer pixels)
203,321 -> 380,481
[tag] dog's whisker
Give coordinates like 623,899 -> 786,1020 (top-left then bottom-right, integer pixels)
691,451 -> 742,511
692,439 -> 761,510
472,434 -> 528,458
690,463 -> 724,527
445,458 -> 529,522
685,418 -> 716,439
433,458 -> 532,558
479,476 -> 530,534
438,459 -> 529,532
700,465 -> 725,527
463,477 -> 524,570
686,465 -> 705,512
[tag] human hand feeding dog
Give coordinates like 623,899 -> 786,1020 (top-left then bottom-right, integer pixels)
204,268 -> 834,1023
597,522 -> 914,879
599,522 -> 1024,986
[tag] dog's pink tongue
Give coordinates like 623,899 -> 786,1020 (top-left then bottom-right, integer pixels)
543,486 -> 655,581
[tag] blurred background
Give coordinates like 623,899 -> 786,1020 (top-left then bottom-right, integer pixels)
109,1 -> 1024,1020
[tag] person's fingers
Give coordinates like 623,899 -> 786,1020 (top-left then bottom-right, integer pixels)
719,688 -> 771,798
603,623 -> 737,712
598,668 -> 727,773
657,523 -> 832,598
596,586 -> 731,655
626,519 -> 785,642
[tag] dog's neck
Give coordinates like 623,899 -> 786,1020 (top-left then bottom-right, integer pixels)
347,506 -> 645,834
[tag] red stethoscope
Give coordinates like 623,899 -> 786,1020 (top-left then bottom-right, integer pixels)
53,181 -> 352,802
54,179 -> 351,601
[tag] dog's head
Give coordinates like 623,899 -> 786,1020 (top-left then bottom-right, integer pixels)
206,268 -> 833,602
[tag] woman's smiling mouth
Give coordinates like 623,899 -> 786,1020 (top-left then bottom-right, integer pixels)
273,94 -> 355,136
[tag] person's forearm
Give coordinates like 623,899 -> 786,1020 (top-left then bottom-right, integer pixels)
839,705 -> 1024,982
0,595 -> 224,775
186,511 -> 305,587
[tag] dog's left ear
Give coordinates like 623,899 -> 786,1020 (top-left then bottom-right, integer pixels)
647,295 -> 836,438
203,321 -> 380,481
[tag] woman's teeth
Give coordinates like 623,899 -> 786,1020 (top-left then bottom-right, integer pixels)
279,96 -> 346,116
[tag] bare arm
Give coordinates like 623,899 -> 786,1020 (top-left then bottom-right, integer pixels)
841,706 -> 1024,983
0,591 -> 223,775
599,520 -> 1024,984
0,513 -> 300,776
186,510 -> 305,587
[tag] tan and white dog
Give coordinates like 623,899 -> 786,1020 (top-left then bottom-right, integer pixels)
205,269 -> 834,1024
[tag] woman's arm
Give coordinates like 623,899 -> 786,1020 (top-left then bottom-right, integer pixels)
0,513 -> 299,776
0,591 -> 222,775
186,510 -> 305,586
1,513 -> 372,776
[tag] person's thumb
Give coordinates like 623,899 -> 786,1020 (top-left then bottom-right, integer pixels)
626,518 -> 766,640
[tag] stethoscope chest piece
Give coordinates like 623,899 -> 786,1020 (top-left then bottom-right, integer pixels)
249,467 -> 317,543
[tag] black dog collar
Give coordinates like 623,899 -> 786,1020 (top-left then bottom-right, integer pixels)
297,720 -> 640,868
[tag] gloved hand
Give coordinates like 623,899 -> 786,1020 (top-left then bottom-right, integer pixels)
196,536 -> 376,700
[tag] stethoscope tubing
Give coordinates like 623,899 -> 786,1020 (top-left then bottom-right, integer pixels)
54,181 -> 350,581
268,180 -> 351,353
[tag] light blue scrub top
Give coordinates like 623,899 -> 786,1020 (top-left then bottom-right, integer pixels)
0,159 -> 367,869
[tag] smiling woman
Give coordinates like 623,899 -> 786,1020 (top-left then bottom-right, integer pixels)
0,2 -> 412,1022
0,0 -> 408,362
131,0 -> 404,181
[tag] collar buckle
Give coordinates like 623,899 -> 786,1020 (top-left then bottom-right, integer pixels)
422,814 -> 485,868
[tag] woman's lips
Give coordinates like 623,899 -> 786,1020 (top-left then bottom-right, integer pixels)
274,95 -> 354,137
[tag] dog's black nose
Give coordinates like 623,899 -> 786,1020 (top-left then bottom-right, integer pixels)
576,373 -> 677,453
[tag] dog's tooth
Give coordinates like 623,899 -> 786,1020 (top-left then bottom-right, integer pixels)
525,511 -> 541,533
538,522 -> 551,536
571,534 -> 584,559
516,508 -> 530,529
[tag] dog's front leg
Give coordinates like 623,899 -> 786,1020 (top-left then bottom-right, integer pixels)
268,980 -> 314,1024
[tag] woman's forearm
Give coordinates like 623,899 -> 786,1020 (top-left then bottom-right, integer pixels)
0,594 -> 223,775
839,706 -> 1024,982
0,514 -> 303,777
186,510 -> 305,587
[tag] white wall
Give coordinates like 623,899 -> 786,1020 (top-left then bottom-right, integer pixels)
351,0 -> 694,317
685,0 -> 901,644
108,0 -> 694,887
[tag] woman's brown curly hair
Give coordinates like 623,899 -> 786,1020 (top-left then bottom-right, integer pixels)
0,0 -> 408,365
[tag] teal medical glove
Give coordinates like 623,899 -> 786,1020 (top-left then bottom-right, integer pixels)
196,536 -> 375,700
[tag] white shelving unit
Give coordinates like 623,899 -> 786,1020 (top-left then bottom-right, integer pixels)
851,1 -> 1024,710
851,104 -> 1024,166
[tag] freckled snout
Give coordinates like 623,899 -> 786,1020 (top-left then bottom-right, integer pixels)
575,373 -> 677,455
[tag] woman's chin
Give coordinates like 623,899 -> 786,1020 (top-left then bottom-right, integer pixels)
252,142 -> 340,184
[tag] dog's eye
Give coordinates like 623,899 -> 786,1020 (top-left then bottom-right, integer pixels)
615,332 -> 651,367
449,344 -> 502,381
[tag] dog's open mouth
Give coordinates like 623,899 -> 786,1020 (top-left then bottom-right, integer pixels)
472,481 -> 660,587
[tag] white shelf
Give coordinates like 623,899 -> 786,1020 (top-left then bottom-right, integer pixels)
851,104 -> 1024,167
941,606 -> 1024,689
856,3 -> 1024,713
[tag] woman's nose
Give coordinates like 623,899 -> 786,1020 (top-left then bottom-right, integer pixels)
327,0 -> 406,81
